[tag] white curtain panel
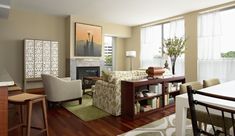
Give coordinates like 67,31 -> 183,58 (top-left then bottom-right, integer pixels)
198,11 -> 235,82
140,25 -> 163,69
140,19 -> 185,76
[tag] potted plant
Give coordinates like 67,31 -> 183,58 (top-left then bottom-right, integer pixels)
163,36 -> 186,75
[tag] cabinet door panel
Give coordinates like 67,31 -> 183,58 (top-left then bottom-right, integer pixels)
25,40 -> 35,78
51,41 -> 58,76
34,40 -> 43,78
42,41 -> 51,74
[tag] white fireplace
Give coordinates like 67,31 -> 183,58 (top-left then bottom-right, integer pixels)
70,58 -> 104,80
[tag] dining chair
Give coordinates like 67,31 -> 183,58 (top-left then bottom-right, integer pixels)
203,78 -> 220,88
187,85 -> 235,136
180,81 -> 203,94
180,82 -> 207,129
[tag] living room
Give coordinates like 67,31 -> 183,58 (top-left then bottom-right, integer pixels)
1,0 -> 235,136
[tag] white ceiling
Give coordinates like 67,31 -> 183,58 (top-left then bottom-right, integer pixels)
11,0 -> 234,26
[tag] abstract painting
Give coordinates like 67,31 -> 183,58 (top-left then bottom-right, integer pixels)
75,22 -> 102,57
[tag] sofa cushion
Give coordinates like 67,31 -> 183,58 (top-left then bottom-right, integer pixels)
102,70 -> 111,82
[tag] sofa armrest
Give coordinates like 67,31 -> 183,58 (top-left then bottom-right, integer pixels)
60,77 -> 72,81
94,80 -> 116,93
93,79 -> 121,116
62,80 -> 82,96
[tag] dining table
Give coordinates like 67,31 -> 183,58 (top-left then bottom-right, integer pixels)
175,80 -> 235,136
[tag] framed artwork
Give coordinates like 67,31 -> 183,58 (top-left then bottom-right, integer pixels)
75,22 -> 102,57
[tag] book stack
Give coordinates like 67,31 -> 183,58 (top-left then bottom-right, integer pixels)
164,94 -> 169,105
149,84 -> 162,95
147,98 -> 157,109
167,82 -> 182,93
164,94 -> 175,105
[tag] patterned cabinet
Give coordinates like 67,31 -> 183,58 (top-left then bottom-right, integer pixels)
24,39 -> 59,89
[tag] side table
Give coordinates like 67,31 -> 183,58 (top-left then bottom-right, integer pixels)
82,76 -> 102,96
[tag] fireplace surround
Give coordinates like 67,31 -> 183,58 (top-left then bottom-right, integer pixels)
76,66 -> 100,79
69,58 -> 103,80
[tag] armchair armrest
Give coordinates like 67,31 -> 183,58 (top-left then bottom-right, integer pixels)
48,79 -> 82,102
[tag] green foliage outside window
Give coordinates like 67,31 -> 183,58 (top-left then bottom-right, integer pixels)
105,55 -> 112,66
221,51 -> 235,58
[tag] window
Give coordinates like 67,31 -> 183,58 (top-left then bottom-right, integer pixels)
198,8 -> 235,82
140,19 -> 185,75
104,36 -> 114,71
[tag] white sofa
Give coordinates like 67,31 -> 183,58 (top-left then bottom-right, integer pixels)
93,70 -> 147,116
41,74 -> 83,104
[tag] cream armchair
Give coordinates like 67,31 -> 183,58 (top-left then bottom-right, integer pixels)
41,74 -> 83,105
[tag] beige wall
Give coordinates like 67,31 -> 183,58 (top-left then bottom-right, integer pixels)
184,12 -> 198,82
0,9 -> 66,88
114,38 -> 125,70
125,27 -> 141,70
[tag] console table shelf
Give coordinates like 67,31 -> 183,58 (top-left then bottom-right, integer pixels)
121,76 -> 185,120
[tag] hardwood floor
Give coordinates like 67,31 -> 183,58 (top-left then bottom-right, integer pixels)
8,90 -> 175,136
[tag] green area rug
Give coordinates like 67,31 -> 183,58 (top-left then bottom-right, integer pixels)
63,96 -> 110,121
119,114 -> 193,136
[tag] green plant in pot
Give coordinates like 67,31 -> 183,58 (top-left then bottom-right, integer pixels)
163,36 -> 186,75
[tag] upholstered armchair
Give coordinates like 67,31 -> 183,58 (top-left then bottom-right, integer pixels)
41,74 -> 83,105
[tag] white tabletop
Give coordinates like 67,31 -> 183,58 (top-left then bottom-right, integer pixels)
175,80 -> 235,136
0,70 -> 14,87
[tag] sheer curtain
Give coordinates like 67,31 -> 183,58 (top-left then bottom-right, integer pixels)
198,11 -> 235,82
140,25 -> 162,69
140,19 -> 185,76
164,20 -> 185,75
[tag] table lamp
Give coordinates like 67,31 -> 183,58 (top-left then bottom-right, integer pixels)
126,51 -> 136,71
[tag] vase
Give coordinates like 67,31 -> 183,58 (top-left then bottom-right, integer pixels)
170,57 -> 177,75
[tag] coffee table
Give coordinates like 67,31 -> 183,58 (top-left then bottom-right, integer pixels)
82,76 -> 102,96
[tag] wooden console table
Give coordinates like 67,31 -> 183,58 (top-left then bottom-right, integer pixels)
0,70 -> 14,136
121,76 -> 185,120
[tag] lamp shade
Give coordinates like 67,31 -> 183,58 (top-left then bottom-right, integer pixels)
126,51 -> 136,57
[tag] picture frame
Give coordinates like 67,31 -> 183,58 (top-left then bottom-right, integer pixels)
74,22 -> 102,57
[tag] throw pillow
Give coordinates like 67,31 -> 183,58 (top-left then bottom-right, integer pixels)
102,70 -> 110,82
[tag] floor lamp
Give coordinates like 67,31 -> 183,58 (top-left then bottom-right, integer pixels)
126,51 -> 136,71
